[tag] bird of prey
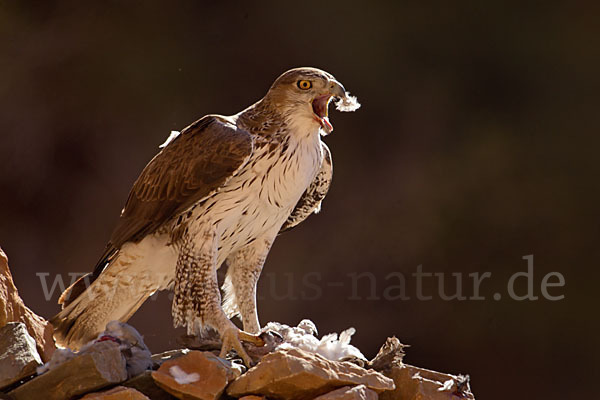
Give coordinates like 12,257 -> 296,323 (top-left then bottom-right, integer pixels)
51,67 -> 359,365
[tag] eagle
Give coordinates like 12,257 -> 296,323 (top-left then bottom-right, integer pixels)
51,67 -> 359,366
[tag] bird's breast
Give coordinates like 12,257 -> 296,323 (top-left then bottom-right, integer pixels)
250,134 -> 322,208
183,130 -> 323,262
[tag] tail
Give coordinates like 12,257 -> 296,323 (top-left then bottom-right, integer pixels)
51,244 -> 161,350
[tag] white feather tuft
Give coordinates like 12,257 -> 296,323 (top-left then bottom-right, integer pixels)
36,348 -> 76,375
160,130 -> 181,148
439,379 -> 455,392
263,320 -> 366,362
169,365 -> 200,384
335,93 -> 361,112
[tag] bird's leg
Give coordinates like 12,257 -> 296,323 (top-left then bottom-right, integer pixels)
172,228 -> 263,367
223,236 -> 274,333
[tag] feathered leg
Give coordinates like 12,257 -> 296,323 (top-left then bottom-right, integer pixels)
222,236 -> 274,333
172,227 -> 263,366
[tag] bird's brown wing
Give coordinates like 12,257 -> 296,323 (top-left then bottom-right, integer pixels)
93,115 -> 252,276
279,141 -> 333,233
60,115 -> 253,308
109,116 -> 252,246
60,116 -> 254,309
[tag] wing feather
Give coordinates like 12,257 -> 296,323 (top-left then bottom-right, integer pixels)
112,115 -> 253,246
90,116 -> 252,277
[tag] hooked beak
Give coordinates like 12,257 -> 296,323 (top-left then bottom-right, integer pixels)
328,80 -> 346,99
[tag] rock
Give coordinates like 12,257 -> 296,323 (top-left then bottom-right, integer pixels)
9,340 -> 128,400
378,364 -> 475,400
0,247 -> 55,361
151,349 -> 192,369
123,371 -> 177,400
239,396 -> 266,400
368,337 -> 406,371
226,347 -> 395,399
314,385 -> 378,400
0,322 -> 43,389
370,337 -> 474,399
81,386 -> 150,399
176,329 -> 222,352
152,350 -> 237,400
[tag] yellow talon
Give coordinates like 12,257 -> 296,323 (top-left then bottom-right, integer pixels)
219,328 -> 265,367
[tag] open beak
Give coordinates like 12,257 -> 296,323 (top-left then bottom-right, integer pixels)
311,80 -> 346,134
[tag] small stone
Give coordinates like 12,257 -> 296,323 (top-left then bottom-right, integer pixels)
226,347 -> 395,399
378,364 -> 475,400
314,385 -> 378,400
152,350 -> 236,400
151,349 -> 191,369
123,371 -> 177,400
0,322 -> 43,389
9,340 -> 128,400
81,386 -> 150,399
0,247 -> 55,361
239,396 -> 266,400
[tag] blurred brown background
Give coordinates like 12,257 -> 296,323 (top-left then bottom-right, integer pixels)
1,1 -> 598,398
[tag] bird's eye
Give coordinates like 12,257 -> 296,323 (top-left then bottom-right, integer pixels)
297,80 -> 312,90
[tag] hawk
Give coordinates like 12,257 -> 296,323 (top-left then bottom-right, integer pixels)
51,67 -> 359,365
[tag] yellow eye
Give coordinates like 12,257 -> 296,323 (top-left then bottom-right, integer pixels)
297,80 -> 312,90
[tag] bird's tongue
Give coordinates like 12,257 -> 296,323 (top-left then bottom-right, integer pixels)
313,95 -> 334,134
320,116 -> 333,133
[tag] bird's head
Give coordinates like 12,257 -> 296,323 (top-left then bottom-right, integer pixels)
264,67 -> 360,135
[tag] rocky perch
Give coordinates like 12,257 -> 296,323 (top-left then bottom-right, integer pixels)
0,247 -> 475,400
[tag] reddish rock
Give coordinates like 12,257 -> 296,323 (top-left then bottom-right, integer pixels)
314,385 -> 378,400
239,396 -> 266,400
9,340 -> 128,400
378,364 -> 475,400
226,347 -> 395,399
152,350 -> 236,400
0,247 -> 55,361
81,386 -> 150,399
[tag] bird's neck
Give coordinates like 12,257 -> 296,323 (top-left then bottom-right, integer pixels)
237,99 -> 321,141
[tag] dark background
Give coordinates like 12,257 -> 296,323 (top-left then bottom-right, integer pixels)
1,1 -> 598,398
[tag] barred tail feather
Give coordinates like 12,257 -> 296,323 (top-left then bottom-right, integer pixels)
51,258 -> 151,350
51,236 -> 177,350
